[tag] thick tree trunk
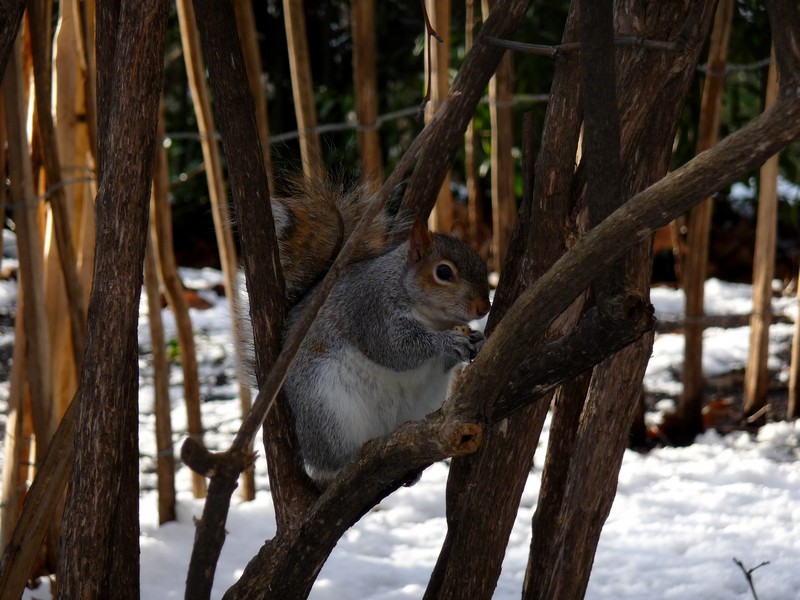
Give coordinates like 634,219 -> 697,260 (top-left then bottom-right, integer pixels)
526,3 -> 716,597
56,0 -> 168,597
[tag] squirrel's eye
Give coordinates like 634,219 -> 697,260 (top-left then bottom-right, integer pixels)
435,263 -> 454,282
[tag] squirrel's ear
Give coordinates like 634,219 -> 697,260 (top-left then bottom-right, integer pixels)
449,221 -> 467,241
409,218 -> 431,262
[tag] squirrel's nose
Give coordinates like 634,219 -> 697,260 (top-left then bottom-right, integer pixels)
473,297 -> 490,318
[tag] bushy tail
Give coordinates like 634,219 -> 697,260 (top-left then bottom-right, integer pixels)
272,176 -> 406,306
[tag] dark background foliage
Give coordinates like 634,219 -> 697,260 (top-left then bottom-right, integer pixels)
161,0 -> 797,279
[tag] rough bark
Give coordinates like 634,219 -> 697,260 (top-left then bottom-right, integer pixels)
524,0 -> 623,588
233,0 -> 274,191
56,0 -> 168,597
185,0 -> 300,594
0,0 -> 25,83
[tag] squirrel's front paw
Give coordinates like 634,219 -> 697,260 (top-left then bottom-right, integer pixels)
446,329 -> 481,362
467,330 -> 485,358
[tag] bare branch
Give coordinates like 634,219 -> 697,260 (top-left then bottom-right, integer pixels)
419,0 -> 444,113
733,557 -> 770,600
0,0 -> 25,84
766,0 -> 800,94
482,34 -> 685,57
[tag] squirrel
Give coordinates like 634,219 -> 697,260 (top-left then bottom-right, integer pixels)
250,177 -> 491,482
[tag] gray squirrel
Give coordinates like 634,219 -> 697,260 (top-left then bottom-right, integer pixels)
253,178 -> 491,482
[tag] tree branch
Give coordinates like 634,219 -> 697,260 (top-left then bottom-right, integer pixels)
0,0 -> 25,84
451,93 -> 800,423
491,293 -> 654,421
766,0 -> 800,95
223,413 -> 482,599
482,35 -> 685,57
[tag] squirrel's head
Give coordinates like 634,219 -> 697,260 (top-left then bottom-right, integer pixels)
406,218 -> 491,330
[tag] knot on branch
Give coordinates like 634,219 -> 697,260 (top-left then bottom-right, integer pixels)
181,438 -> 254,479
602,290 -> 655,331
446,422 -> 483,455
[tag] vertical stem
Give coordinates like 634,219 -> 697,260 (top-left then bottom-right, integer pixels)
176,0 -> 253,500
232,0 -> 274,192
3,30 -> 53,461
744,50 -> 780,423
283,0 -> 323,180
481,0 -> 515,270
29,0 -> 88,384
464,0 -> 484,251
425,0 -> 455,233
679,0 -> 734,437
351,0 -> 384,190
57,0 -> 168,595
150,102 -> 206,499
145,220 -> 177,524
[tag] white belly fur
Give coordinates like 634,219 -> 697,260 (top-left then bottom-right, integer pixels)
315,348 -> 455,451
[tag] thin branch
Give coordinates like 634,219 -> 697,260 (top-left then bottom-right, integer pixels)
419,0 -> 444,114
482,35 -> 685,57
733,558 -> 770,600
481,0 -> 704,59
766,0 -> 800,94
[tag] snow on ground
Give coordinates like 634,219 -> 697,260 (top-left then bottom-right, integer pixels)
3,269 -> 799,599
